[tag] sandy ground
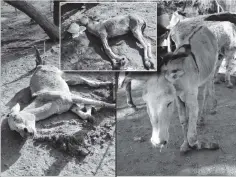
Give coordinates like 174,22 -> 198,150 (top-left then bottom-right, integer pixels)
116,74 -> 236,176
61,3 -> 157,71
1,1 -> 115,176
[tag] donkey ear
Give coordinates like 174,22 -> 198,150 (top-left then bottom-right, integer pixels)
165,69 -> 185,83
11,103 -> 20,113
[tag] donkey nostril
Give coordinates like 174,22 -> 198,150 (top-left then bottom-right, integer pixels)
24,128 -> 28,133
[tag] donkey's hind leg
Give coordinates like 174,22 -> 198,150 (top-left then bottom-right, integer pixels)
224,52 -> 234,88
131,28 -> 154,69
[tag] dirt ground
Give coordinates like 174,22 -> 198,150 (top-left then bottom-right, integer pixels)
1,1 -> 59,68
61,3 -> 157,71
1,1 -> 115,176
116,73 -> 236,176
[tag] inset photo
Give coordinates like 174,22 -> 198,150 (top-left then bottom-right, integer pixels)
60,2 -> 157,71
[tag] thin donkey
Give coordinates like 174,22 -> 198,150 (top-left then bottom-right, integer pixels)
7,47 -> 115,138
122,26 -> 220,153
78,14 -> 154,70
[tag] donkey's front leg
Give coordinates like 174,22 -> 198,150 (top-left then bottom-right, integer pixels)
100,35 -> 126,68
125,81 -> 136,109
185,90 -> 200,148
33,90 -> 72,103
132,29 -> 154,69
66,76 -> 112,88
176,96 -> 190,153
186,90 -> 219,151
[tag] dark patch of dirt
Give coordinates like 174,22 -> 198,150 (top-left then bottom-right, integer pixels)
61,3 -> 157,71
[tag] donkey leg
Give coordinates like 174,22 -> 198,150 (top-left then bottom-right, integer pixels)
224,53 -> 234,88
32,90 -> 72,103
207,79 -> 217,114
186,90 -> 219,150
176,96 -> 191,153
214,54 -> 224,84
70,104 -> 95,122
71,93 -> 115,108
25,99 -> 72,122
100,35 -> 126,67
66,76 -> 112,88
131,29 -> 153,69
198,83 -> 208,126
125,81 -> 136,109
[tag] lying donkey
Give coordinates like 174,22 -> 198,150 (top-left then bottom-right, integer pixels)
7,47 -> 115,138
78,14 -> 154,70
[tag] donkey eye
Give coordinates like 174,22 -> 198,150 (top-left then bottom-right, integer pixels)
167,102 -> 172,107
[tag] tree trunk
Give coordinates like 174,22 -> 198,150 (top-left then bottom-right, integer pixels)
5,0 -> 59,41
53,0 -> 59,26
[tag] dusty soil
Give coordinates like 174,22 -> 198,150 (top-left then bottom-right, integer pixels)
1,1 -> 115,176
61,3 -> 157,71
116,73 -> 236,176
1,1 -> 59,68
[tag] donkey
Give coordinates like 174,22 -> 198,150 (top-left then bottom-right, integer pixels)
78,14 -> 154,70
123,26 -> 220,153
7,47 -> 115,138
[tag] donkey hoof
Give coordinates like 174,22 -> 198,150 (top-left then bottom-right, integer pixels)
119,58 -> 126,66
144,60 -> 151,69
112,59 -> 120,69
91,107 -> 97,115
209,142 -> 219,150
180,142 -> 191,154
226,83 -> 233,89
